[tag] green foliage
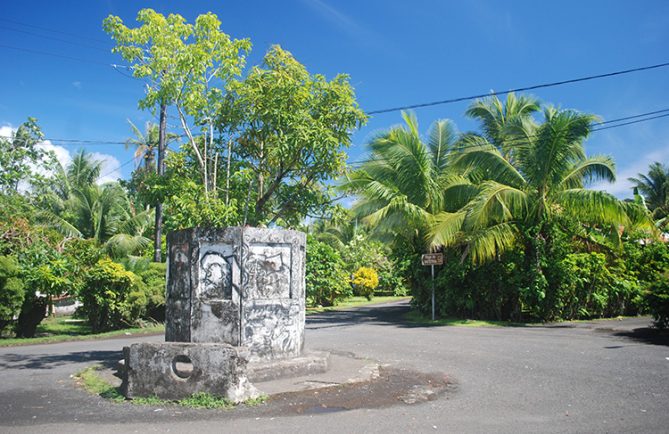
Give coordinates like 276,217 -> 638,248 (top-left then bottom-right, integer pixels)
78,258 -> 147,332
628,162 -> 669,220
0,118 -> 56,193
625,240 -> 669,285
343,112 -> 455,250
231,45 -> 367,226
179,392 -> 233,409
305,237 -> 351,307
351,266 -> 379,300
430,94 -> 637,263
556,253 -> 641,319
137,262 -> 166,321
0,256 -> 24,333
417,217 -> 646,322
75,365 -> 125,402
378,256 -> 411,296
645,276 -> 669,329
430,249 -> 524,321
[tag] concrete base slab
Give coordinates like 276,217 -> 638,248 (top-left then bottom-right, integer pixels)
247,350 -> 330,383
253,351 -> 380,395
123,342 -> 259,403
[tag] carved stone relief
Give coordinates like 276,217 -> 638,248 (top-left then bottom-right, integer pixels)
244,243 -> 292,299
197,244 -> 234,300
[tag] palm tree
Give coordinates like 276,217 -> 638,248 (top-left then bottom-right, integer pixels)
125,120 -> 159,172
342,111 -> 457,250
629,162 -> 669,220
464,92 -> 540,159
431,98 -> 631,264
40,151 -> 151,257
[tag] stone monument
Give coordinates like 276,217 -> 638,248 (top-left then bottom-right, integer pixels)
122,227 -> 316,402
165,226 -> 306,361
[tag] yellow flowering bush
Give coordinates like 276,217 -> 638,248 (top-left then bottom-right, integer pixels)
351,266 -> 379,300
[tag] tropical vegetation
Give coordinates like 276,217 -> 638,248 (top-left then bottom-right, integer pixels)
1,9 -> 668,342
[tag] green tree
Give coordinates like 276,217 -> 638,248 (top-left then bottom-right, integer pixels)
125,120 -> 160,173
305,237 -> 351,306
79,258 -> 146,332
0,118 -> 55,193
229,45 -> 366,226
343,111 -> 456,250
105,9 -> 252,259
431,98 -> 630,264
0,256 -> 24,333
464,93 -> 540,159
629,162 -> 669,221
40,152 -> 152,258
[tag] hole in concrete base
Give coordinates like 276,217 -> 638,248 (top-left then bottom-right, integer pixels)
172,355 -> 194,379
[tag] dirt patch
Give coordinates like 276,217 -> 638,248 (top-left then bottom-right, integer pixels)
259,366 -> 453,416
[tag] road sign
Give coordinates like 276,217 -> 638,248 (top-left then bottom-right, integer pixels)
421,253 -> 443,266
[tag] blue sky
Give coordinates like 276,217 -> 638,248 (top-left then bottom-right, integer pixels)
1,0 -> 668,196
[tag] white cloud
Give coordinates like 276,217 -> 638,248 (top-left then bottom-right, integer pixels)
0,124 -> 15,140
1,123 -> 121,187
36,141 -> 72,171
592,146 -> 669,197
90,152 -> 121,184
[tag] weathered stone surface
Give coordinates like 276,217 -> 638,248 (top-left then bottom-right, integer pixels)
247,350 -> 330,383
165,227 -> 306,361
122,342 -> 259,402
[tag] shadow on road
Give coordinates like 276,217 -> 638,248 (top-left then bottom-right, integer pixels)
305,301 -> 445,330
0,350 -> 121,370
613,328 -> 669,347
306,302 -> 413,330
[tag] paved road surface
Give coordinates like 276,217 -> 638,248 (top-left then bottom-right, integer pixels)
1,300 -> 668,433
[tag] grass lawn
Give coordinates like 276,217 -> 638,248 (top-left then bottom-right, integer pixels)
0,316 -> 164,347
306,295 -> 411,314
404,310 -> 530,327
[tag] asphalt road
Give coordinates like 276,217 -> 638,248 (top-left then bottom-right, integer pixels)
1,300 -> 668,433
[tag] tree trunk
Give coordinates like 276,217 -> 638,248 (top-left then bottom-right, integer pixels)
153,100 -> 167,263
225,139 -> 232,205
258,140 -> 264,205
16,296 -> 47,338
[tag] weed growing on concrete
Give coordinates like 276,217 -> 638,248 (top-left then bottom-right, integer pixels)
74,365 -> 266,409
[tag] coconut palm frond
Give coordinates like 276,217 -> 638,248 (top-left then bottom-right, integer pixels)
105,233 -> 151,259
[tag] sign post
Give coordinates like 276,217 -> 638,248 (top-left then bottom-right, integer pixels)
421,253 -> 443,321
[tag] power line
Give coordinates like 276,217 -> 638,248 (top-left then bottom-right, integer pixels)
347,108 -> 669,166
98,144 -> 181,180
0,25 -> 110,52
592,112 -> 669,131
4,33 -> 667,121
98,157 -> 136,181
1,107 -> 667,154
595,108 -> 669,126
0,44 -> 112,66
0,17 -> 110,45
366,61 -> 669,115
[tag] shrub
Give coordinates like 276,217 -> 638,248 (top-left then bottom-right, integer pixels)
0,256 -> 24,333
555,253 -> 642,320
17,244 -> 72,337
78,258 -> 146,332
351,266 -> 379,300
646,276 -> 669,329
626,240 -> 669,286
137,262 -> 166,322
340,234 -> 409,296
305,237 -> 351,307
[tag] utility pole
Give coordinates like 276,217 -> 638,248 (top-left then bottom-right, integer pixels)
153,100 -> 167,262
